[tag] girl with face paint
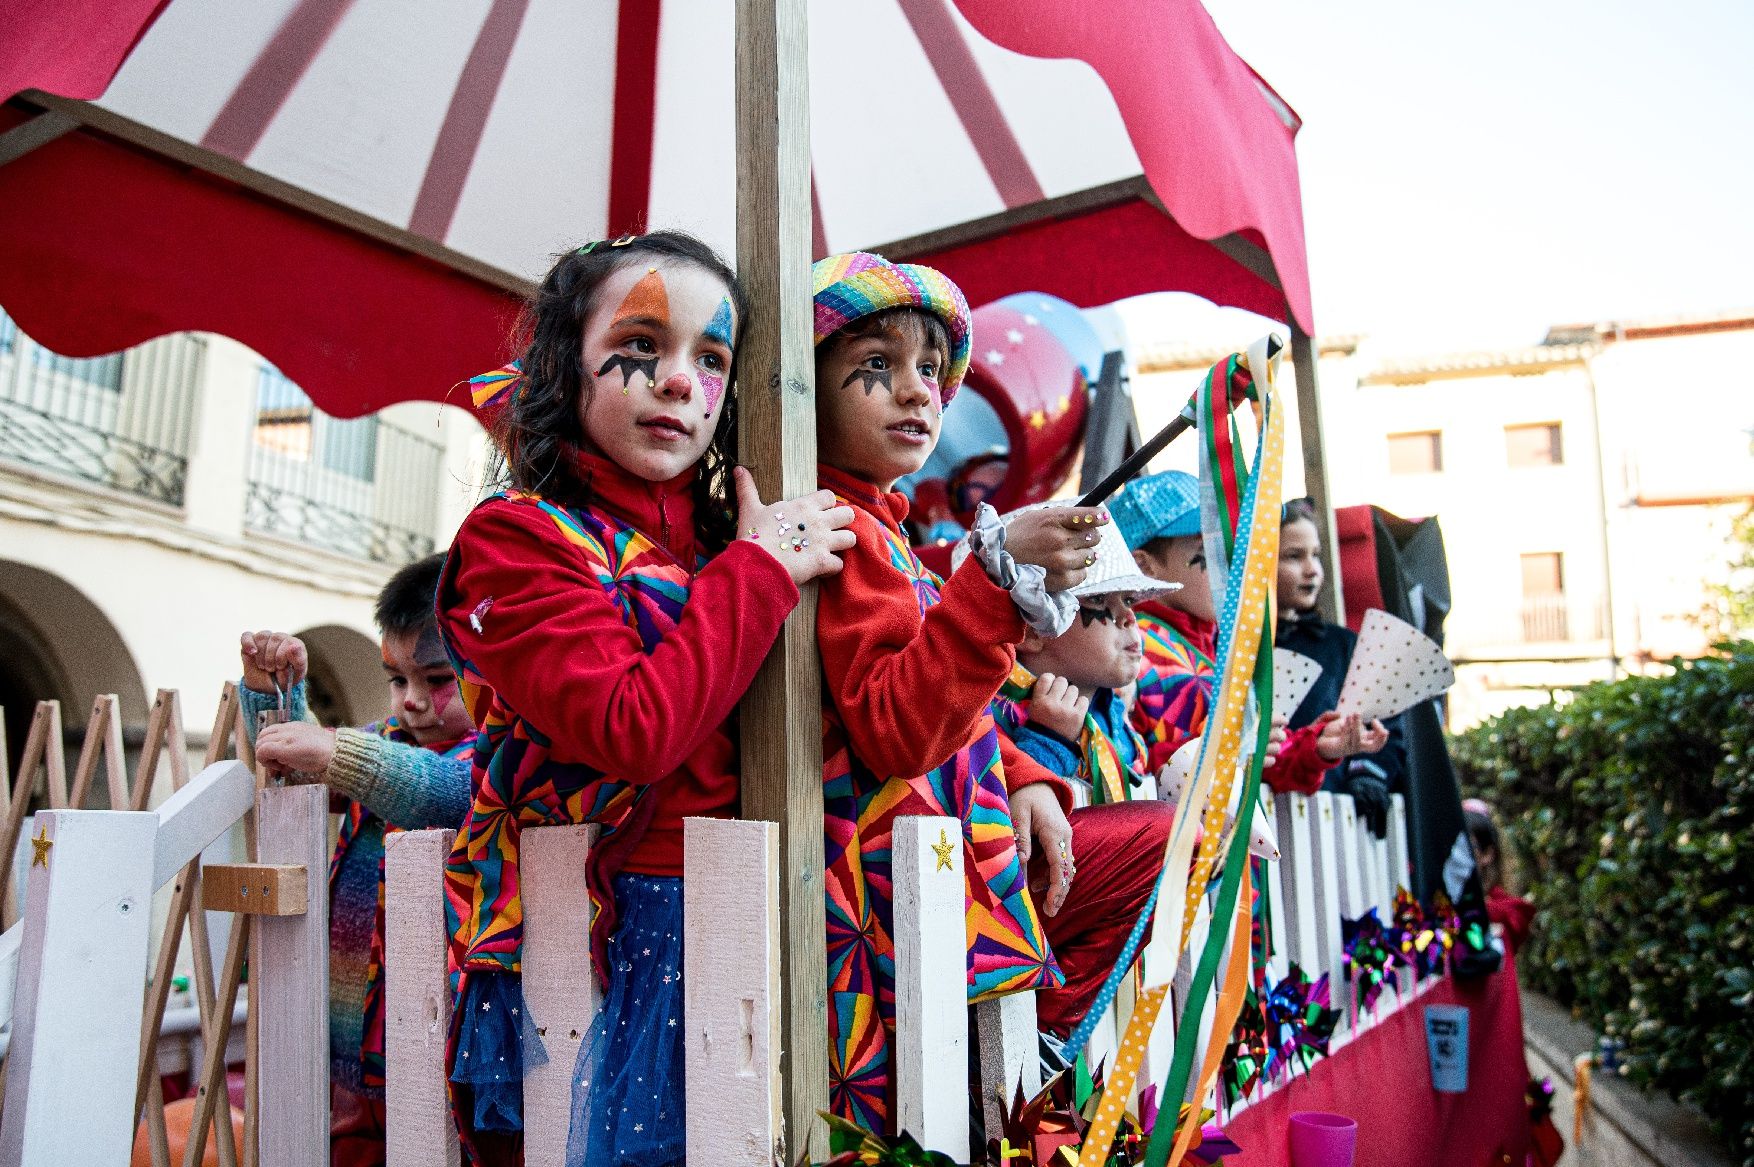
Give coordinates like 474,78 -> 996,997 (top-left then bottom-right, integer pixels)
437,232 -> 855,1167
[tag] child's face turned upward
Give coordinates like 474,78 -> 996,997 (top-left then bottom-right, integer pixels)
815,315 -> 945,490
578,260 -> 737,482
1019,593 -> 1144,692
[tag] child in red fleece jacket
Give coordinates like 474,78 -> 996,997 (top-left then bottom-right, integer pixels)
436,231 -> 855,1167
810,252 -> 1174,1133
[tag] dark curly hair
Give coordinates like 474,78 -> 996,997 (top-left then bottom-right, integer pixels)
490,231 -> 749,551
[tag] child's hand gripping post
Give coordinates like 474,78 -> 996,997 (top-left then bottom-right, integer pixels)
1005,505 -> 1110,592
239,629 -> 329,784
734,465 -> 858,586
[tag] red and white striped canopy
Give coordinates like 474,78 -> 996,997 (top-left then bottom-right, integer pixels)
0,0 -> 1311,417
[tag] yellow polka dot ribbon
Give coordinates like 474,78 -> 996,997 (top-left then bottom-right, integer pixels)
1078,336 -> 1285,1167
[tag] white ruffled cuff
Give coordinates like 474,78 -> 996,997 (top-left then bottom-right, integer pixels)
964,503 -> 1077,638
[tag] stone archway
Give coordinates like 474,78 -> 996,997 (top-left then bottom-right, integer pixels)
0,559 -> 150,803
296,622 -> 384,729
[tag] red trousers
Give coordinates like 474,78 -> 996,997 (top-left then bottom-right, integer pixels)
1030,799 -> 1174,1036
331,1084 -> 387,1167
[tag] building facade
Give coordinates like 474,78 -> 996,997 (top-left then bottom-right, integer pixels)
0,310 -> 489,795
1132,313 -> 1754,728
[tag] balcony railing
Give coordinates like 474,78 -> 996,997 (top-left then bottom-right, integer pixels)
1520,594 -> 1570,642
0,312 -> 203,506
244,365 -> 442,564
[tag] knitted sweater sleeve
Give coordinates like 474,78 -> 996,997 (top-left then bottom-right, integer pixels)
237,679 -> 312,748
326,730 -> 473,831
441,500 -> 797,784
816,510 -> 1026,779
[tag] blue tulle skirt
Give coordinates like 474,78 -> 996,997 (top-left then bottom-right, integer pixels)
566,873 -> 686,1167
451,969 -> 549,1132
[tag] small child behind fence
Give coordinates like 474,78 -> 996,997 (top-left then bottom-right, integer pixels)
238,552 -> 475,1167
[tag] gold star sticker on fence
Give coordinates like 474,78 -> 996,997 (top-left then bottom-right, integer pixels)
932,828 -> 954,872
30,826 -> 52,868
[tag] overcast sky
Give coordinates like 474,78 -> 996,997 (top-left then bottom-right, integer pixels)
1114,0 -> 1754,356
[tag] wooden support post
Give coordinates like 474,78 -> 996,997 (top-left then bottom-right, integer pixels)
734,0 -> 829,1157
975,993 -> 1039,1141
520,824 -> 599,1167
0,809 -> 157,1166
685,818 -> 782,1167
1290,326 -> 1345,625
384,829 -> 460,1167
891,817 -> 967,1161
252,784 -> 329,1165
1307,792 -> 1349,1036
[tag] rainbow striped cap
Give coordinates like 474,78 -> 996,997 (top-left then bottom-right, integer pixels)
811,252 -> 973,402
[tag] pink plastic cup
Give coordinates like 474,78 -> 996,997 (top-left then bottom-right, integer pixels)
1288,1111 -> 1358,1167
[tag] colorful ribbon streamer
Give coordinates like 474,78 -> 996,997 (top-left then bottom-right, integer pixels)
1076,336 -> 1285,1167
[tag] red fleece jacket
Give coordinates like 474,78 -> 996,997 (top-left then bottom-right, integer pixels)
439,448 -> 798,875
815,464 -> 1072,809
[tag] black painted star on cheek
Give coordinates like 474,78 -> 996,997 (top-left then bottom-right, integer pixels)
841,367 -> 893,396
597,353 -> 658,389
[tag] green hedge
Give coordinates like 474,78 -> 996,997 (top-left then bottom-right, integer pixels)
1449,645 -> 1754,1165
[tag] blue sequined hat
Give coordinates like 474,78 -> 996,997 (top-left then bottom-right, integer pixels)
1111,470 -> 1202,548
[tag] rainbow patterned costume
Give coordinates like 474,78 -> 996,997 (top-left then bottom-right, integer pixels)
1131,604 -> 1217,771
823,510 -> 1061,1130
439,493 -> 690,985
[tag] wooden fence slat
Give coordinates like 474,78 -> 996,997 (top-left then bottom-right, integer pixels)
1308,792 -> 1349,1037
0,702 -> 63,924
975,992 -> 1039,1141
252,784 -> 329,1165
1260,790 -> 1290,987
0,809 -> 157,1166
1173,895 -> 1214,1104
1387,794 -> 1412,895
1274,794 -> 1319,973
520,824 -> 599,1167
684,817 -> 782,1167
384,829 -> 460,1167
892,816 -> 968,1162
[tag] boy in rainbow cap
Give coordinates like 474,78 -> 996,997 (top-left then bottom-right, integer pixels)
811,252 -> 1174,1131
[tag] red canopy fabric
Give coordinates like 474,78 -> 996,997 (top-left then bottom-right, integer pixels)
0,0 -> 1313,418
952,0 -> 1312,332
0,105 -> 518,419
0,0 -> 167,103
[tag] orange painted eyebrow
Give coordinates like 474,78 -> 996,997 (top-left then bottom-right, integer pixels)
610,269 -> 670,330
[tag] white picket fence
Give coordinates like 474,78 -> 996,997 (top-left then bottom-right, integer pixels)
0,694 -> 1430,1165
